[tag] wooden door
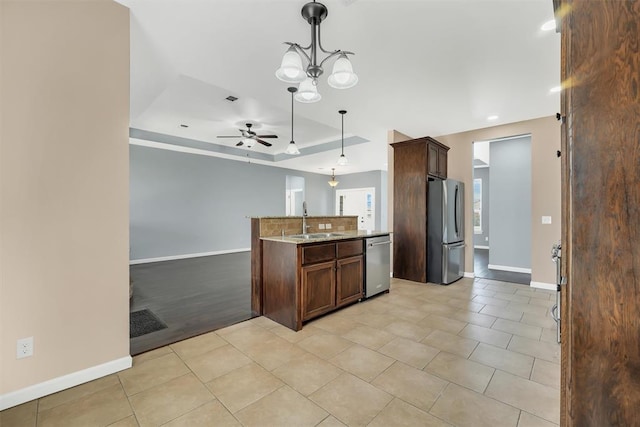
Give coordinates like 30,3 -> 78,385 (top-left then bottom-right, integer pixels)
558,0 -> 640,424
392,140 -> 428,282
437,147 -> 448,179
336,255 -> 363,307
301,261 -> 336,321
427,143 -> 439,177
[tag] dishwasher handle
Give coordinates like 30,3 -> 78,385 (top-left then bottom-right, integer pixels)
368,240 -> 392,248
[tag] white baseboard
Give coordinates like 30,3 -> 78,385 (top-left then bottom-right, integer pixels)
488,264 -> 532,274
530,281 -> 557,291
474,245 -> 490,250
464,272 -> 475,278
130,248 -> 251,265
0,356 -> 132,411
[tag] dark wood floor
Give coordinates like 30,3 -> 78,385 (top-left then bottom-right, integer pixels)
129,252 -> 252,355
473,248 -> 531,285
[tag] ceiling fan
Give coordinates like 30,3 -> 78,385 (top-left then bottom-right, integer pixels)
216,123 -> 277,147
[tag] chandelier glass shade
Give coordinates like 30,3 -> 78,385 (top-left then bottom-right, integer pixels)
295,78 -> 322,103
275,1 -> 357,103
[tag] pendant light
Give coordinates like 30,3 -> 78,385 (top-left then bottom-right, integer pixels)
337,110 -> 348,165
285,87 -> 301,155
328,168 -> 339,187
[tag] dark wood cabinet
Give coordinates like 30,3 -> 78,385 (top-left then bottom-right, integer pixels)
427,141 -> 448,179
392,137 -> 449,282
301,261 -> 336,321
336,256 -> 364,307
555,1 -> 640,425
262,237 -> 368,330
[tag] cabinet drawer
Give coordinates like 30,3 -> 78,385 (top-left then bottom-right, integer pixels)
337,240 -> 363,258
302,243 -> 336,264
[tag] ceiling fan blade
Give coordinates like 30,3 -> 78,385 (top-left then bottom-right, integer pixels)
236,141 -> 244,147
255,138 -> 272,147
256,135 -> 278,138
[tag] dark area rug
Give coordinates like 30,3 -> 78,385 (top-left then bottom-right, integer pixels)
130,309 -> 168,338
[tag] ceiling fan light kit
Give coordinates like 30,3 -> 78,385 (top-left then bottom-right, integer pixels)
276,1 -> 358,103
216,123 -> 277,148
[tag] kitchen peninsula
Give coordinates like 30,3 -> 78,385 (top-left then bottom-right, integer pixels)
250,216 -> 390,331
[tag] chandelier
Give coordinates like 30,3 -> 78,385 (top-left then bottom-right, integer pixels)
328,168 -> 339,187
275,1 -> 358,103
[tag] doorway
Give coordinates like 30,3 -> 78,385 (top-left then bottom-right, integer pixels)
473,135 -> 532,285
335,187 -> 375,230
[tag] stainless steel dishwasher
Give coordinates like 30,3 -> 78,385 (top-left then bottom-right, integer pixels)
365,235 -> 392,298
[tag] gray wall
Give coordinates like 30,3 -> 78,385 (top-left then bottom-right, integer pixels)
130,145 -> 386,260
473,167 -> 490,247
488,136 -> 532,269
331,170 -> 387,231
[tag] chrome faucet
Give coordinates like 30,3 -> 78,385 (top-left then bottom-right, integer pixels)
302,201 -> 309,233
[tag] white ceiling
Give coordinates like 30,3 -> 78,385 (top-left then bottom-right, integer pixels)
118,0 -> 560,175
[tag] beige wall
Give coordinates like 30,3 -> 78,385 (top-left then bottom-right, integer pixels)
387,117 -> 561,285
437,116 -> 561,285
1,0 -> 130,399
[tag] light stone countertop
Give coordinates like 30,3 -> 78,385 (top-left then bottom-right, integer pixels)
261,230 -> 391,244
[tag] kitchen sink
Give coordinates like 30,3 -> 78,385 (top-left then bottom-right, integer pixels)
288,232 -> 346,239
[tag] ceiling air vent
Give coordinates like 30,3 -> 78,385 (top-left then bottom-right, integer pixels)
225,96 -> 238,102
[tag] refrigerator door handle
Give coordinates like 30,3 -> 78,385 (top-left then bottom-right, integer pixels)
454,185 -> 458,236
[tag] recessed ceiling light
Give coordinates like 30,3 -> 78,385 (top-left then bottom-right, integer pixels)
487,115 -> 499,121
541,19 -> 556,31
180,124 -> 189,128
549,85 -> 562,93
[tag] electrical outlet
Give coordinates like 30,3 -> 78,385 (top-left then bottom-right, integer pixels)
326,223 -> 332,229
485,237 -> 489,241
542,216 -> 552,224
319,224 -> 325,230
17,337 -> 33,359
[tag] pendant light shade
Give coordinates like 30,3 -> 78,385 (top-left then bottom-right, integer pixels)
285,141 -> 300,155
275,46 -> 306,83
294,78 -> 322,103
328,54 -> 359,89
337,110 -> 348,165
286,87 -> 301,155
328,168 -> 339,187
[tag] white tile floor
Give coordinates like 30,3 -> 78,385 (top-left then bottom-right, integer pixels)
0,277 -> 560,427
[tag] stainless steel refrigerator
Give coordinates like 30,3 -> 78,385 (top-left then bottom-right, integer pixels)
427,179 -> 465,284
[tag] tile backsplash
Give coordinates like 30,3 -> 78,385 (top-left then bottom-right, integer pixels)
257,216 -> 358,237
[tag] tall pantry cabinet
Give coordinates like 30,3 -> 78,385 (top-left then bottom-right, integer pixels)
392,137 -> 449,283
555,0 -> 640,425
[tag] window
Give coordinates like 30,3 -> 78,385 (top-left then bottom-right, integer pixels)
473,178 -> 482,234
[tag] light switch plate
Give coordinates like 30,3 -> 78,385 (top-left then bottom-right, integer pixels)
325,223 -> 332,229
542,216 -> 552,224
319,224 -> 325,230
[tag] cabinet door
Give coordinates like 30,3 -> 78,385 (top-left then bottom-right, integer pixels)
427,143 -> 439,177
301,261 -> 336,321
336,255 -> 363,307
438,147 -> 448,178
